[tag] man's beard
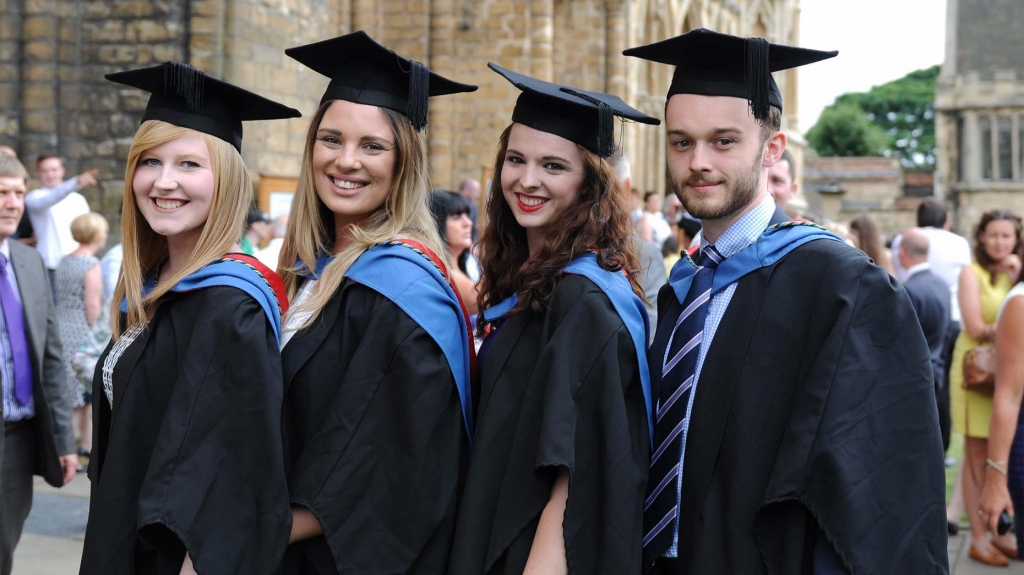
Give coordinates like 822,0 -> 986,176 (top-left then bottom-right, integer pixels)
672,151 -> 762,221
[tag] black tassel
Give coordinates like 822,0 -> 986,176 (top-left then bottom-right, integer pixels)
407,60 -> 430,131
562,88 -> 615,158
744,37 -> 770,123
163,61 -> 204,111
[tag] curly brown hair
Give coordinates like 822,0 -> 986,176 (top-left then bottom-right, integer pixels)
974,210 -> 1023,285
476,124 -> 643,333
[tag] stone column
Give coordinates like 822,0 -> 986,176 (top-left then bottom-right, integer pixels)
428,0 -> 458,188
529,0 -> 553,80
962,110 -> 979,184
0,0 -> 22,146
19,0 -> 59,157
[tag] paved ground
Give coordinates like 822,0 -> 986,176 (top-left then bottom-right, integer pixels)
10,475 -> 1024,574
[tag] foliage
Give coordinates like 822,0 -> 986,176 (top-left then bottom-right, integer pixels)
807,65 -> 940,170
806,103 -> 888,158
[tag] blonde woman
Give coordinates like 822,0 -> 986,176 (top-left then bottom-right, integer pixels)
80,63 -> 299,575
277,32 -> 477,574
55,212 -> 107,462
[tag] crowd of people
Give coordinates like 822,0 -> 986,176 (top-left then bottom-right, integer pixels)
0,25 -> 1014,575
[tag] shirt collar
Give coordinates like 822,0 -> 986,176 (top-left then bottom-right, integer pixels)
0,239 -> 10,259
701,193 -> 775,258
905,261 -> 931,278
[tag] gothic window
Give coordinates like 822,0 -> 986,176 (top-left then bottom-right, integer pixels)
980,116 -> 992,180
997,116 -> 1012,180
958,115 -> 966,182
1019,115 -> 1023,179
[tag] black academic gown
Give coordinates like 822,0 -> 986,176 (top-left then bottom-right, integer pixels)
448,274 -> 650,575
81,287 -> 290,575
281,278 -> 467,575
651,238 -> 948,574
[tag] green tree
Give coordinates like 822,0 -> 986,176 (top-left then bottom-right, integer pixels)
806,103 -> 888,158
807,65 -> 940,170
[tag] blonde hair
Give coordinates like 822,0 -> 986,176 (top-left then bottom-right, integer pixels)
0,154 -> 28,182
70,212 -> 109,244
112,119 -> 251,338
279,102 -> 444,331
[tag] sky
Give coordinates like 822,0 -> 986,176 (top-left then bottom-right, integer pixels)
797,0 -> 947,133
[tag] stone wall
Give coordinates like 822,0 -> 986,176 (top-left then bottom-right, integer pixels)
804,156 -> 918,239
1,0 -> 803,232
0,0 -> 190,225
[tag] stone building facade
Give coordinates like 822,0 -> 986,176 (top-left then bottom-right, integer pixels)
803,156 -> 920,238
1,0 -> 803,228
935,0 -> 1024,236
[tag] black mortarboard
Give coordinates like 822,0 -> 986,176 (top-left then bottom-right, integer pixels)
623,28 -> 837,122
285,31 -> 478,131
105,62 -> 301,152
489,63 -> 659,158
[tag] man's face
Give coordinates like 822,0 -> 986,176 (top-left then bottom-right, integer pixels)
0,176 -> 26,240
37,157 -> 65,188
251,220 -> 271,242
664,94 -> 768,222
767,158 -> 797,207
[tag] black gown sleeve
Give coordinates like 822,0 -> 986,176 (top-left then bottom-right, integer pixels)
508,280 -> 649,575
135,294 -> 290,575
754,249 -> 948,574
287,291 -> 464,574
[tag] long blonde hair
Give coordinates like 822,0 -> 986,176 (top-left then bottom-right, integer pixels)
279,101 -> 444,330
112,119 -> 251,338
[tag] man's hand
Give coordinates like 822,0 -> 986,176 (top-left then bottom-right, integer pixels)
59,453 -> 78,485
76,169 -> 99,187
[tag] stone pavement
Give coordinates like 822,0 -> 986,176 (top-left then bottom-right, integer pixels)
10,475 -> 1023,574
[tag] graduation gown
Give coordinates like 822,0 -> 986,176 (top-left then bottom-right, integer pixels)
652,237 -> 948,574
448,274 -> 651,575
80,286 -> 291,575
281,278 -> 468,575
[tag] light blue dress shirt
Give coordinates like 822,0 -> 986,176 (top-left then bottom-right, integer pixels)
0,239 -> 35,422
665,193 -> 775,556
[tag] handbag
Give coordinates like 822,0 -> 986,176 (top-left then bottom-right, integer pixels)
963,343 -> 996,390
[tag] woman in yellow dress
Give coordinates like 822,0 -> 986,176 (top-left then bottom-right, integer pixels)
951,210 -> 1022,565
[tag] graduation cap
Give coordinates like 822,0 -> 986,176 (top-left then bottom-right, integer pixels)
285,31 -> 478,131
489,63 -> 659,158
105,62 -> 301,152
623,28 -> 837,122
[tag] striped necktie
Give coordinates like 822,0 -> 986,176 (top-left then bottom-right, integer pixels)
642,244 -> 722,563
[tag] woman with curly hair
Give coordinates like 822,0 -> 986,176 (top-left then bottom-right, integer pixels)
447,65 -> 658,575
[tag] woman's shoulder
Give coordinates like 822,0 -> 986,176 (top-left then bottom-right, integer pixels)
998,283 -> 1024,322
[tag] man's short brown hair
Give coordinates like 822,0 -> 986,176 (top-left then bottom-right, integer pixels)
759,105 -> 782,144
0,154 -> 29,182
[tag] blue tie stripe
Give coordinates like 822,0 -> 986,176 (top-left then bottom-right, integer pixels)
643,245 -> 722,563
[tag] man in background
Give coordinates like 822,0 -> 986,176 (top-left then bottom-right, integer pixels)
241,209 -> 271,256
899,228 -> 952,452
257,215 -> 288,270
766,149 -> 798,212
0,146 -> 14,158
892,199 -> 972,454
609,149 -> 667,342
26,154 -> 96,286
458,177 -> 481,242
0,155 -> 77,575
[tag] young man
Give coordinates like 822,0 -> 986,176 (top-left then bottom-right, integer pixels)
0,154 -> 77,575
26,155 -> 96,284
626,29 -> 948,574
